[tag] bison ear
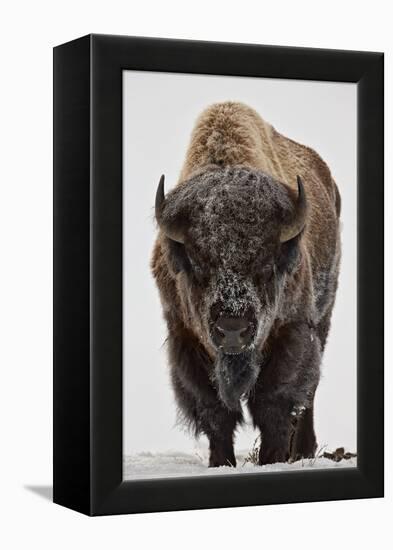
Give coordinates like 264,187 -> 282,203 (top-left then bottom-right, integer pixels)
279,176 -> 307,243
277,233 -> 301,274
155,175 -> 185,244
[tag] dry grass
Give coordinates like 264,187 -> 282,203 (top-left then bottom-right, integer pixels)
242,439 -> 357,468
195,439 -> 357,469
242,435 -> 262,466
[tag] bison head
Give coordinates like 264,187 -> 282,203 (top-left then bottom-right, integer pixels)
155,166 -> 307,410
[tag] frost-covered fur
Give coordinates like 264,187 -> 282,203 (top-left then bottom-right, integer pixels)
151,102 -> 341,467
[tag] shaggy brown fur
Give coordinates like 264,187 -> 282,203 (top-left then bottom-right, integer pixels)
151,101 -> 341,467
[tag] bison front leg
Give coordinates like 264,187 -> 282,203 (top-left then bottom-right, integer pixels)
167,329 -> 242,468
289,399 -> 317,462
209,438 -> 236,468
172,374 -> 241,467
249,397 -> 295,465
248,322 -> 320,465
199,405 -> 240,467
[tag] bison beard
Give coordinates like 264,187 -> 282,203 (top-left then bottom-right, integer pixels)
214,350 -> 260,411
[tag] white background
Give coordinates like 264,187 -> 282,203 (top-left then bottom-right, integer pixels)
0,1 -> 390,549
123,72 -> 357,457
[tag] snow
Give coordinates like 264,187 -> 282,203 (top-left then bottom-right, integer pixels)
123,448 -> 357,480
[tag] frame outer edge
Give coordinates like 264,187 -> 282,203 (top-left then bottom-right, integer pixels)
53,34 -> 92,515
59,35 -> 384,515
356,53 -> 384,496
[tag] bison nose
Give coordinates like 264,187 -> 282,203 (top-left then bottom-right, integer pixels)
214,317 -> 253,354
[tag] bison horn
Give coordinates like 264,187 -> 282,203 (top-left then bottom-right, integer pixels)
155,175 -> 185,244
280,176 -> 308,243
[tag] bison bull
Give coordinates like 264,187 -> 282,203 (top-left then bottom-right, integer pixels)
151,101 -> 341,467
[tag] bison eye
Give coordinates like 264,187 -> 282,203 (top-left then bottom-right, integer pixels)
254,259 -> 274,286
260,263 -> 274,281
167,239 -> 204,278
167,239 -> 192,274
277,234 -> 301,273
188,254 -> 206,282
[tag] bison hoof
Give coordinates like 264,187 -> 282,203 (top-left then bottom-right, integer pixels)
259,448 -> 289,466
209,456 -> 237,468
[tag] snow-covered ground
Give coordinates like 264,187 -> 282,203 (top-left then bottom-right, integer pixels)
123,449 -> 357,480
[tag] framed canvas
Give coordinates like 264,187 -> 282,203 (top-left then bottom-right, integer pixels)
53,34 -> 384,516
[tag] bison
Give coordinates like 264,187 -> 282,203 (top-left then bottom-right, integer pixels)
151,101 -> 341,467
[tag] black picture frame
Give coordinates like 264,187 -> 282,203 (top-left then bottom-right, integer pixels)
53,34 -> 384,516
